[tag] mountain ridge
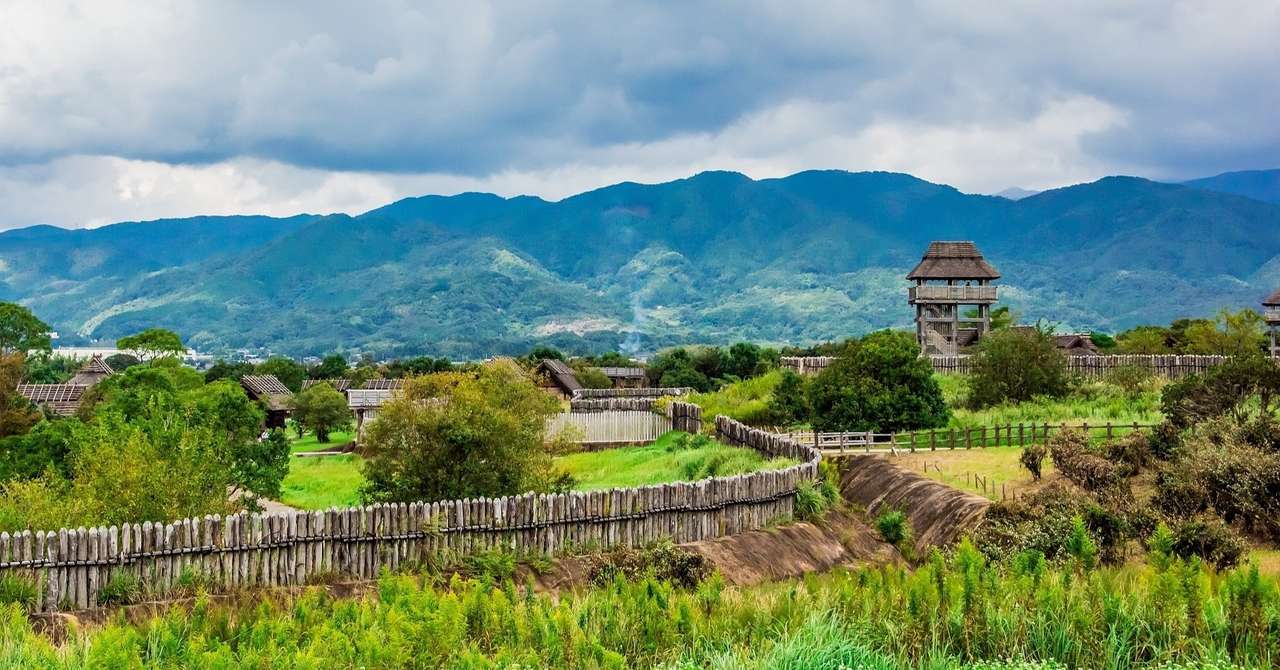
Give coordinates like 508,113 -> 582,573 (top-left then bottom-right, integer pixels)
3,170 -> 1279,358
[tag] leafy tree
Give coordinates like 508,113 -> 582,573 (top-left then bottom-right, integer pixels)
0,419 -> 79,481
965,305 -> 1014,330
0,353 -> 40,439
204,359 -> 254,384
807,330 -> 949,433
255,356 -> 307,392
20,354 -> 79,384
384,356 -> 453,377
767,369 -> 809,426
724,342 -> 763,379
1161,353 -> 1280,428
572,364 -> 612,389
291,383 -> 352,443
104,353 -> 140,371
308,354 -> 350,380
659,365 -> 711,392
116,328 -> 185,362
361,360 -> 565,503
1089,332 -> 1117,350
1020,443 -> 1047,481
967,326 -> 1070,408
0,303 -> 51,355
1116,326 -> 1170,354
1181,308 -> 1266,355
648,348 -> 717,391
521,346 -> 564,367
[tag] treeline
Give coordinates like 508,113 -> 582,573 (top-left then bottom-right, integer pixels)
522,342 -> 781,392
204,353 -> 455,393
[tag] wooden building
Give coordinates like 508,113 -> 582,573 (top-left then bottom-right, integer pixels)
1265,289 -> 1280,357
536,359 -> 582,399
240,375 -> 293,429
302,378 -> 352,393
1053,333 -> 1101,356
16,354 -> 115,417
908,241 -> 1001,356
348,388 -> 395,444
597,366 -> 646,389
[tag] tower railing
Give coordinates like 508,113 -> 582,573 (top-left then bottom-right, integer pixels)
909,285 -> 998,302
1265,308 -> 1280,324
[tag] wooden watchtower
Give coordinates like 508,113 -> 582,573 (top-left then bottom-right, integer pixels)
1265,289 -> 1280,357
908,241 -> 1000,356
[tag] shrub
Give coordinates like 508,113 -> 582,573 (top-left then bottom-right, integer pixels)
967,326 -> 1070,409
974,484 -> 1134,565
1105,364 -> 1152,398
1103,431 -> 1151,477
0,574 -> 37,609
586,541 -> 710,589
766,369 -> 809,427
1171,515 -> 1246,570
1147,421 -> 1183,460
1161,353 -> 1280,428
1020,443 -> 1047,481
97,570 -> 142,606
1064,516 -> 1098,571
807,330 -> 948,433
794,480 -> 829,522
1047,430 -> 1124,492
874,509 -> 910,547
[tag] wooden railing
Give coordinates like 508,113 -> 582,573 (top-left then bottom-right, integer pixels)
784,421 -> 1157,454
908,285 -> 998,302
1266,308 -> 1280,323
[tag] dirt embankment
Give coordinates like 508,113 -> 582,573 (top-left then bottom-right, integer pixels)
836,454 -> 991,555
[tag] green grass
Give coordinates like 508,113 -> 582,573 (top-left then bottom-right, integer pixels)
288,429 -> 354,454
686,370 -> 783,428
938,374 -> 1165,428
278,454 -> 366,510
555,431 -> 797,490
890,445 -> 1056,500
3,550 -> 1275,668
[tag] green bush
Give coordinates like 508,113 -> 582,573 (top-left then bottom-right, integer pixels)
586,541 -> 710,589
1171,515 -> 1246,570
874,509 -> 910,546
794,480 -> 829,522
1019,443 -> 1047,481
0,574 -> 37,609
967,326 -> 1070,409
1047,430 -> 1125,492
97,570 -> 142,607
807,330 -> 948,433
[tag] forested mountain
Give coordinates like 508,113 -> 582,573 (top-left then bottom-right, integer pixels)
1183,168 -> 1280,204
3,171 -> 1279,358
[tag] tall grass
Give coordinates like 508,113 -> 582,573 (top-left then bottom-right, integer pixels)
938,374 -> 1165,428
555,432 -> 796,490
2,543 -> 1274,668
686,370 -> 784,428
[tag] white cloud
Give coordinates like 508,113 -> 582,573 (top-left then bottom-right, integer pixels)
0,1 -> 1276,228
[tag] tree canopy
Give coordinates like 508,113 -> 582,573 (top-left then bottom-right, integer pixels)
967,326 -> 1070,408
255,356 -> 308,392
291,383 -> 352,443
807,330 -> 949,432
308,354 -> 350,380
361,360 -> 566,503
116,328 -> 185,362
0,303 -> 51,355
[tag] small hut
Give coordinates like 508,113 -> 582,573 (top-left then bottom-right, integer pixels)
348,388 -> 396,444
907,241 -> 1001,356
537,359 -> 581,399
240,374 -> 293,429
1265,289 -> 1280,357
17,354 -> 115,416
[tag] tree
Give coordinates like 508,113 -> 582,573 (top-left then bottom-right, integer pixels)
255,356 -> 307,392
21,354 -> 79,384
659,365 -> 711,392
0,303 -> 51,355
724,342 -> 763,380
1161,353 -> 1280,428
1116,326 -> 1170,354
807,330 -> 949,433
104,353 -> 140,371
1182,308 -> 1266,355
573,364 -> 612,389
767,369 -> 809,427
0,419 -> 79,482
384,356 -> 453,377
967,326 -> 1070,408
0,353 -> 40,438
204,359 -> 254,384
361,360 -> 564,503
116,328 -> 185,362
291,383 -> 352,443
308,354 -> 350,380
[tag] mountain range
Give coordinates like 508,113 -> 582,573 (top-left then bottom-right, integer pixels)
2,168 -> 1280,359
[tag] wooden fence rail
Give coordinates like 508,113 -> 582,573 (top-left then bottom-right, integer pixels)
782,354 -> 1234,379
0,410 -> 813,613
785,421 -> 1158,454
573,387 -> 693,399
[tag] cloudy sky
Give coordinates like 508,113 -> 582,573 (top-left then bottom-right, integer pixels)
1,1 -> 1277,230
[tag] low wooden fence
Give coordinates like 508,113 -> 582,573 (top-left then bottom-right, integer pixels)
783,354 -> 1231,379
785,421 -> 1157,453
573,387 -> 693,399
0,415 -> 812,612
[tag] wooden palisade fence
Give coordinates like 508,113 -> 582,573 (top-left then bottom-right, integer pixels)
573,387 -> 693,399
783,354 -> 1232,379
787,421 -> 1157,453
0,407 -> 817,613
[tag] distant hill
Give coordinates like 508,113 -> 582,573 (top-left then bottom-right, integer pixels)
994,186 -> 1039,200
3,170 -> 1279,358
1183,168 -> 1280,204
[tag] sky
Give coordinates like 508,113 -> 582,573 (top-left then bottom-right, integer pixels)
1,0 -> 1277,230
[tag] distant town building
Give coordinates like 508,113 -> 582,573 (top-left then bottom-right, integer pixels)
907,241 -> 1001,356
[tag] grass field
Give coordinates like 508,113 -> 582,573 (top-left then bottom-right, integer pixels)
938,374 -> 1165,428
288,429 -> 354,454
886,445 -> 1056,500
278,454 -> 366,510
555,431 -> 797,490
685,370 -> 782,428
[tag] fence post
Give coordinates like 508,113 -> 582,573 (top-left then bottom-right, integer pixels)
930,429 -> 936,451
965,428 -> 972,449
949,429 -> 956,450
1019,423 -> 1025,446
980,426 -> 987,448
1106,422 -> 1113,439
